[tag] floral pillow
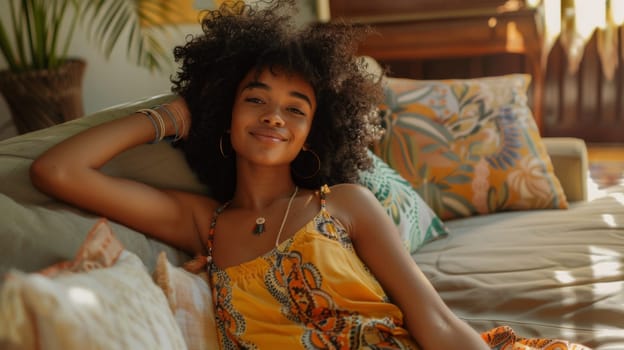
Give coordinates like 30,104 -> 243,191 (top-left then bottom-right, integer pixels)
373,75 -> 568,220
0,219 -> 188,350
359,151 -> 449,252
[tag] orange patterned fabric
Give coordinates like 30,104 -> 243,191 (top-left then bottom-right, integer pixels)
205,186 -> 418,349
481,326 -> 592,350
374,75 -> 568,220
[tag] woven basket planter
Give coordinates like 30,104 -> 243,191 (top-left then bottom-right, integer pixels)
0,59 -> 86,135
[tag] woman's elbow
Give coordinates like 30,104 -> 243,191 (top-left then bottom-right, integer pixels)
30,156 -> 70,195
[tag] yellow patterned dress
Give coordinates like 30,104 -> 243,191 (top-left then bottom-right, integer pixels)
205,186 -> 418,349
202,186 -> 591,350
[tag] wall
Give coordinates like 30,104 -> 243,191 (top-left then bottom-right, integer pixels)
0,0 -> 315,140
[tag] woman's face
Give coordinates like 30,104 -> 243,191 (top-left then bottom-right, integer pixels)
230,67 -> 317,167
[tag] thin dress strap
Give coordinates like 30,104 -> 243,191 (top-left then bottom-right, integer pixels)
206,201 -> 230,259
319,184 -> 330,210
183,201 -> 229,273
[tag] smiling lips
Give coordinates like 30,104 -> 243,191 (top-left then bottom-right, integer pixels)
250,128 -> 288,142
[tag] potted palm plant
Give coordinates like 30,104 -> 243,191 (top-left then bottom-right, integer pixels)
0,0 -> 194,134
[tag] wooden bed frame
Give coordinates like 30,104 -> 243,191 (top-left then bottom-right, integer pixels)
328,0 -> 545,131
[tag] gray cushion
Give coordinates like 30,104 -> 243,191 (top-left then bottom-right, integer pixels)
0,94 -> 205,278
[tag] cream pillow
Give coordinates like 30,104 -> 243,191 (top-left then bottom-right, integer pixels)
153,252 -> 219,350
0,219 -> 188,350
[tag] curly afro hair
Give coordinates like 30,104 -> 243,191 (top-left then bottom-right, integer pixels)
171,0 -> 384,202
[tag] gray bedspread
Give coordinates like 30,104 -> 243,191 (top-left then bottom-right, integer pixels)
415,185 -> 624,349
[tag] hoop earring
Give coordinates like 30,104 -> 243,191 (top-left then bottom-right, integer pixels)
292,147 -> 321,179
219,133 -> 232,158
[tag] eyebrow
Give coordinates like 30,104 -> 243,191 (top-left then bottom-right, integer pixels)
243,81 -> 313,108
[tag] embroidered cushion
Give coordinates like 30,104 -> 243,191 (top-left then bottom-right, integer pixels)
359,150 -> 449,252
373,75 -> 568,220
0,219 -> 187,350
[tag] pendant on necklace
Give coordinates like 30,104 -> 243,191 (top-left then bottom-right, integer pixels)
253,217 -> 266,235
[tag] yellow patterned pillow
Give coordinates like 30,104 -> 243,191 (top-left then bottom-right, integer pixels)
373,75 -> 568,220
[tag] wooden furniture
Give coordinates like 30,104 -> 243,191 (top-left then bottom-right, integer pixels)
329,0 -> 545,131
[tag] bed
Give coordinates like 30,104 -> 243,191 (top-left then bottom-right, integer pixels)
0,70 -> 622,349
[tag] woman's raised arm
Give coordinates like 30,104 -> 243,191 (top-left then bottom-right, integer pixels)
29,98 -> 213,254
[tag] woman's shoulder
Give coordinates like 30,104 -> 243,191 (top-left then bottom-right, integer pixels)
325,183 -> 375,201
322,183 -> 381,230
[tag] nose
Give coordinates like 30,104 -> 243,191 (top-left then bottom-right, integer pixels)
261,107 -> 285,127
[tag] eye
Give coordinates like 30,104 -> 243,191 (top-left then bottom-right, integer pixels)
287,106 -> 306,116
245,97 -> 264,104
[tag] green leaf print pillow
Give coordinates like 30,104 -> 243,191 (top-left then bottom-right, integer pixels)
359,151 -> 449,253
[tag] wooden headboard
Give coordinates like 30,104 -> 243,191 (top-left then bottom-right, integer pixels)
328,0 -> 545,131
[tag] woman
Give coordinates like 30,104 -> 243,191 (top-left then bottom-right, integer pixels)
29,1 -> 566,349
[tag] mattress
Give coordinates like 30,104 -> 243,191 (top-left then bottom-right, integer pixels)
413,185 -> 624,349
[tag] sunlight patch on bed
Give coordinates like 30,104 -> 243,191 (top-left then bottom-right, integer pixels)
554,270 -> 575,284
586,172 -> 606,201
590,246 -> 623,295
592,281 -> 624,295
601,214 -> 616,227
609,192 -> 624,206
68,286 -> 99,308
591,260 -> 622,279
590,246 -> 621,278
553,270 -> 579,307
553,246 -> 623,306
558,324 -> 577,343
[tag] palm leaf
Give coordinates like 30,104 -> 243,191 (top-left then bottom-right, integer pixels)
0,0 -> 80,71
21,0 -> 38,68
31,0 -> 48,68
56,1 -> 80,67
0,11 -> 19,69
13,0 -> 28,69
82,0 -> 187,73
2,0 -> 188,73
